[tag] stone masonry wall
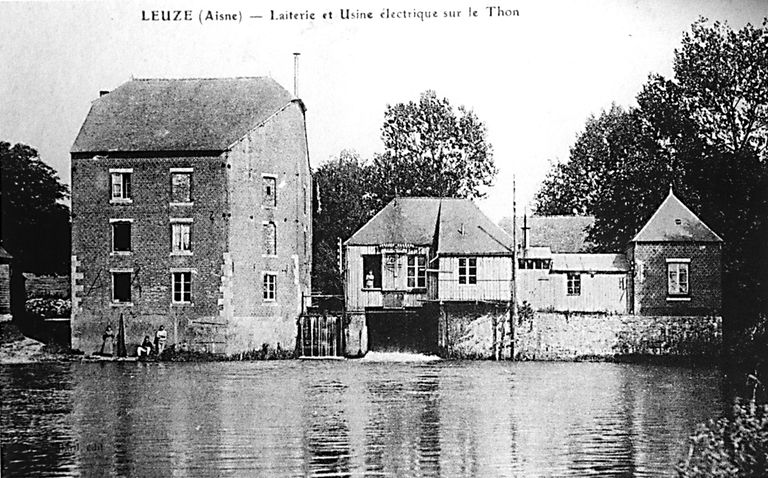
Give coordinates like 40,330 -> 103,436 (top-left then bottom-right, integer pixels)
514,312 -> 721,360
439,302 -> 510,359
24,274 -> 71,299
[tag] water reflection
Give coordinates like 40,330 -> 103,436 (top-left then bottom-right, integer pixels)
1,361 -> 723,477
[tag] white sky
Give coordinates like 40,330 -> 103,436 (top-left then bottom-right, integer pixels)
1,0 -> 764,221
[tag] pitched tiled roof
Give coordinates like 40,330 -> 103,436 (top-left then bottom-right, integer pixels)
345,197 -> 514,255
501,216 -> 595,253
345,198 -> 441,246
71,77 -> 294,153
631,189 -> 722,243
551,253 -> 629,272
436,199 -> 514,255
0,246 -> 12,261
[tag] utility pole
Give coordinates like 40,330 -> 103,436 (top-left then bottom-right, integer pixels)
510,175 -> 517,360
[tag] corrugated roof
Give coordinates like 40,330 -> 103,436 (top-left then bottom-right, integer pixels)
345,197 -> 514,255
502,216 -> 595,253
551,253 -> 629,272
631,189 -> 723,243
71,77 -> 294,153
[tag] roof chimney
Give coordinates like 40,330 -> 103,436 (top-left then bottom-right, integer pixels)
99,90 -> 110,97
293,52 -> 300,98
522,213 -> 530,249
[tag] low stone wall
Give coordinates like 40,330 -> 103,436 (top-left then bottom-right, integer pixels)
24,274 -> 70,299
513,312 -> 721,360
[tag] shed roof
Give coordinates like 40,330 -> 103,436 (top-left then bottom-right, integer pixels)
71,77 -> 294,153
551,253 -> 629,273
631,189 -> 722,243
345,197 -> 514,255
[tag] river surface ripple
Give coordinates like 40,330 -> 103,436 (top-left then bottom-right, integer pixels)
1,361 -> 723,477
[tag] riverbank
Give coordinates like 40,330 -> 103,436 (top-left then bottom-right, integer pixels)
0,321 -> 74,364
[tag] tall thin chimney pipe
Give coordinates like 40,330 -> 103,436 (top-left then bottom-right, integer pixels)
293,52 -> 300,98
522,213 -> 530,249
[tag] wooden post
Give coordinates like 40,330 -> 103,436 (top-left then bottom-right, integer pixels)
510,175 -> 517,360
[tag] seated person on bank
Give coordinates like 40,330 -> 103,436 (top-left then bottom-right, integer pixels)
137,335 -> 154,357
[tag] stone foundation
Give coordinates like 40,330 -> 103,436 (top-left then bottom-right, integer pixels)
345,312 -> 367,357
439,303 -> 510,359
513,312 -> 721,360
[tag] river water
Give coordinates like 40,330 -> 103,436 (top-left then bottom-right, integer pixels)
1,360 -> 723,477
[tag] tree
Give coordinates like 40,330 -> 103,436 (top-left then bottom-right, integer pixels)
371,90 -> 496,204
0,141 -> 71,274
312,150 -> 379,295
534,104 -> 654,218
312,92 -> 497,296
534,18 -> 768,320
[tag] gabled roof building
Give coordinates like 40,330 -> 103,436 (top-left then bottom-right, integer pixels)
71,77 -> 312,355
342,190 -> 723,358
626,189 -> 722,315
344,197 -> 514,355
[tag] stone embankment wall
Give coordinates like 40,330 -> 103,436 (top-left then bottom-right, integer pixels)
513,312 -> 721,360
439,303 -> 510,359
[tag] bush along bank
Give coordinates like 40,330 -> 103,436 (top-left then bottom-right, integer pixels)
677,376 -> 768,477
142,343 -> 296,362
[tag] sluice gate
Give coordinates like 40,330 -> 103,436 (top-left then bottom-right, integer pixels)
299,315 -> 344,358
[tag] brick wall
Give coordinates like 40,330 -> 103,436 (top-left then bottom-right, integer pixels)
71,153 -> 227,354
514,312 -> 721,360
629,242 -> 721,315
223,102 -> 312,353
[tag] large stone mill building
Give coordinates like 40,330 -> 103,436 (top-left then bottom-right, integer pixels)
70,77 -> 312,354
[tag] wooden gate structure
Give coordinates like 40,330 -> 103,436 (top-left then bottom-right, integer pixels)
299,315 -> 344,358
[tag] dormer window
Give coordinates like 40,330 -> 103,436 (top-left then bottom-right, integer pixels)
674,218 -> 682,225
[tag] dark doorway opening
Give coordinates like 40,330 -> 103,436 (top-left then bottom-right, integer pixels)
366,308 -> 438,354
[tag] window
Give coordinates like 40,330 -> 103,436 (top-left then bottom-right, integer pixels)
362,255 -> 382,289
112,271 -> 132,303
263,273 -> 276,301
263,222 -> 277,256
110,169 -> 132,201
172,271 -> 192,303
170,170 -> 192,203
667,261 -> 689,295
171,221 -> 192,254
518,259 -> 551,270
458,258 -> 477,285
263,176 -> 276,207
111,220 -> 132,253
407,255 -> 427,289
567,273 -> 581,295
